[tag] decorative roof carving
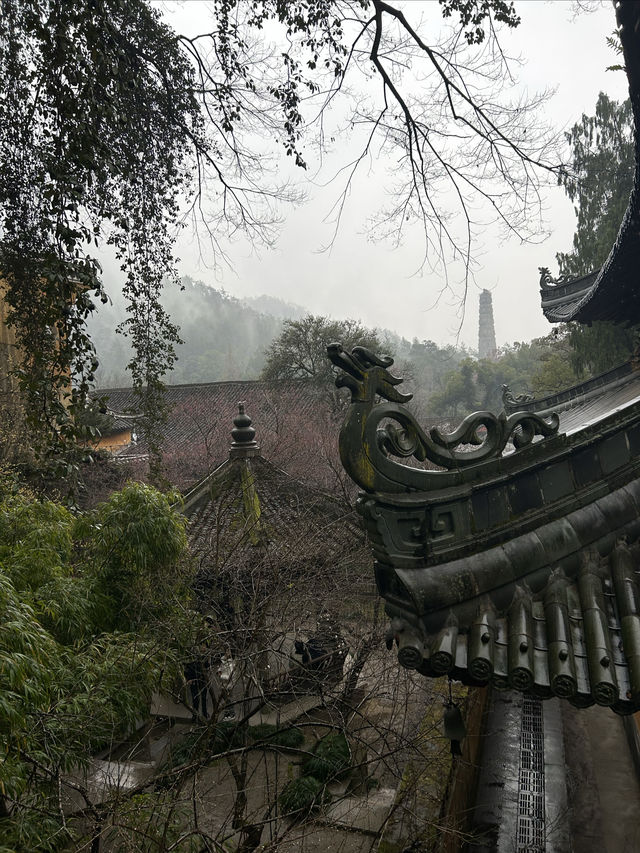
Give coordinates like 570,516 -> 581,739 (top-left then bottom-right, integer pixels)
327,342 -> 560,494
229,401 -> 259,458
327,342 -> 640,713
501,384 -> 534,412
538,266 -> 574,289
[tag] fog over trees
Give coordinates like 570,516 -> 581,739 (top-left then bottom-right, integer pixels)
423,89 -> 638,417
1,4 -> 637,850
0,0 -> 563,473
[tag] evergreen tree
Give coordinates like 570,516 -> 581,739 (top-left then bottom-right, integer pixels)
557,93 -> 634,278
556,93 -> 636,376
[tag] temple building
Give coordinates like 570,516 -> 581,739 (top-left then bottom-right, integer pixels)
157,404 -> 366,723
96,378 -> 331,490
328,4 -> 640,849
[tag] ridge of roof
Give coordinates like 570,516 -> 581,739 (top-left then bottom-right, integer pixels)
184,451 -> 364,576
96,382 -> 330,490
182,451 -> 354,519
94,377 -> 310,395
328,336 -> 640,712
503,361 -> 636,415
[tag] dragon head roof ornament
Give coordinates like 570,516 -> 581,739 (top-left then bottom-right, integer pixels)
327,342 -> 559,494
322,5 -> 640,713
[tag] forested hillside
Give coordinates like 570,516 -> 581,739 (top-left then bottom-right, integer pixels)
427,332 -> 572,418
88,276 -> 471,402
88,270 -> 626,422
89,277 -> 289,387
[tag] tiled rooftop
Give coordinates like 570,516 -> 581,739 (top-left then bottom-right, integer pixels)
540,3 -> 640,327
536,364 -> 640,436
101,379 -> 322,451
97,379 -> 338,491
339,356 -> 640,712
180,406 -> 368,633
185,454 -> 364,574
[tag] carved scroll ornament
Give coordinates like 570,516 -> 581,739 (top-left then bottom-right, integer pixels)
501,383 -> 534,408
327,343 -> 560,494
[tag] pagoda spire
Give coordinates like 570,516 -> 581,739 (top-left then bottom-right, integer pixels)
229,402 -> 260,458
478,289 -> 497,360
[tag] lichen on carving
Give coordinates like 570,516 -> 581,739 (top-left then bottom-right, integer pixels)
328,343 -> 560,493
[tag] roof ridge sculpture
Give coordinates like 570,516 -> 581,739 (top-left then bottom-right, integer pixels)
229,401 -> 259,458
327,342 -> 559,493
181,401 -> 358,521
327,337 -> 640,712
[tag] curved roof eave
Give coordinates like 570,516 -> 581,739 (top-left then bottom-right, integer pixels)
541,2 -> 640,326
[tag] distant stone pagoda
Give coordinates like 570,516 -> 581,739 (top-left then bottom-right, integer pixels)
478,289 -> 497,360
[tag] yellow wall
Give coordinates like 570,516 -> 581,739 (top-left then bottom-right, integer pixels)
94,429 -> 132,453
0,277 -> 74,415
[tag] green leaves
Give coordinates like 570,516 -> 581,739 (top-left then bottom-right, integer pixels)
85,482 -> 190,631
0,496 -> 74,593
278,731 -> 350,818
552,93 -> 636,378
0,483 -> 193,847
279,775 -> 329,816
557,93 -> 634,279
438,0 -> 520,45
0,0 -> 205,482
303,731 -> 351,781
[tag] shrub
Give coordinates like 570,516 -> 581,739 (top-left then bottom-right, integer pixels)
158,722 -> 244,784
211,721 -> 244,752
279,776 -> 328,816
303,731 -> 351,782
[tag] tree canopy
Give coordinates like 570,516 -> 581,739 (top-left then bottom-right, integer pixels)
556,93 -> 634,278
554,92 -> 636,376
0,0 -> 204,477
427,332 -> 581,418
0,0 -> 563,474
0,481 -> 194,850
261,315 -> 386,387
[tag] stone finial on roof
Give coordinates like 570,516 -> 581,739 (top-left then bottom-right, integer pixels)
229,402 -> 259,458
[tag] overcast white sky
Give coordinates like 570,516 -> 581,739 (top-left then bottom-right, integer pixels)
157,0 -> 629,351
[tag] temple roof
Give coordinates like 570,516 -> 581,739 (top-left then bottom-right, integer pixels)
182,403 -> 364,582
326,4 -> 640,714
540,2 -> 640,326
95,379 -> 330,490
327,343 -> 640,714
504,361 -> 640,435
99,379 -> 321,457
539,270 -> 599,323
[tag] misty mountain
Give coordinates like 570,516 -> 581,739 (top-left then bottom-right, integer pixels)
89,276 -> 290,387
241,294 -> 307,321
87,275 -> 468,407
